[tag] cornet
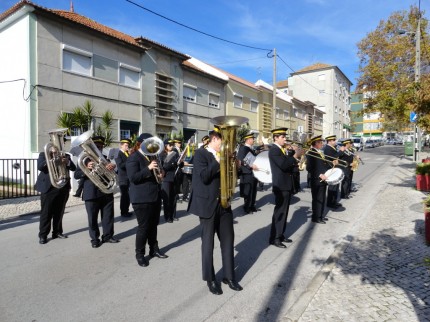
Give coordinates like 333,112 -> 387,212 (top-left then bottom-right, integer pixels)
44,128 -> 70,189
72,130 -> 117,194
139,136 -> 165,184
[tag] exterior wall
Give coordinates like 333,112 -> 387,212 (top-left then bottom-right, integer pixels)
181,69 -> 225,142
288,67 -> 351,138
0,14 -> 32,158
36,16 -> 143,150
256,88 -> 273,141
350,93 -> 364,135
225,81 -> 260,133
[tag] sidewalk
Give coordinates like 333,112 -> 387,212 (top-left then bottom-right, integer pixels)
285,155 -> 430,321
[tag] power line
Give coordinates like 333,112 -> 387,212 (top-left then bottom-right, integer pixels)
125,0 -> 272,53
0,78 -> 36,101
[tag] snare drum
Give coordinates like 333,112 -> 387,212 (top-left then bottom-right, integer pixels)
182,165 -> 193,175
324,168 -> 344,185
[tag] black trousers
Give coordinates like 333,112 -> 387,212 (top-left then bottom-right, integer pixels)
182,173 -> 192,199
270,188 -> 291,244
39,186 -> 69,238
161,181 -> 176,221
119,185 -> 130,215
341,170 -> 352,198
311,180 -> 327,221
133,200 -> 161,258
84,194 -> 114,242
327,184 -> 339,206
241,176 -> 258,211
199,204 -> 235,281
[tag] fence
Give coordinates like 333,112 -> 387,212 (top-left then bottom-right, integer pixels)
0,159 -> 39,199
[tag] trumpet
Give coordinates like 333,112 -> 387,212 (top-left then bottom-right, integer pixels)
139,136 -> 165,184
304,149 -> 348,168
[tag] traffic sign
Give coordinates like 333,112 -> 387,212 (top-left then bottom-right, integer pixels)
410,112 -> 417,123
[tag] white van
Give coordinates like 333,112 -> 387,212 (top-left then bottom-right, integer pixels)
352,137 -> 364,151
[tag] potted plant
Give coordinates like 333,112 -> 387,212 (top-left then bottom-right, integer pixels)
423,195 -> 430,245
416,163 -> 427,191
425,163 -> 430,192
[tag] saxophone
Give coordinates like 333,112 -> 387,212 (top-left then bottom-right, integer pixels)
44,128 -> 70,189
210,115 -> 248,208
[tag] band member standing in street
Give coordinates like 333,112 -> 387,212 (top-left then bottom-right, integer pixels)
160,139 -> 180,223
339,139 -> 354,199
200,135 -> 210,149
115,138 -> 132,217
35,150 -> 76,244
268,128 -> 296,248
237,132 -> 260,215
181,144 -> 194,202
74,136 -> 119,248
306,135 -> 335,224
173,139 -> 184,198
126,133 -> 168,267
324,135 -> 343,209
188,129 -> 242,295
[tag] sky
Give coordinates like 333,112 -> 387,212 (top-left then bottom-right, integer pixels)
1,0 -> 429,89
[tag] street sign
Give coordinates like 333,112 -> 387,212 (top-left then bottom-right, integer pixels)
410,112 -> 417,123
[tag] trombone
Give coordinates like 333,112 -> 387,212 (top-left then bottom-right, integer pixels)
304,149 -> 348,168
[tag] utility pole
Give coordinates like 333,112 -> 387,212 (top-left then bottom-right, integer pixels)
272,48 -> 277,131
414,2 -> 421,162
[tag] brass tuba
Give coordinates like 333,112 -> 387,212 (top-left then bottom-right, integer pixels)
72,130 -> 116,194
210,115 -> 248,208
139,136 -> 165,184
44,128 -> 70,189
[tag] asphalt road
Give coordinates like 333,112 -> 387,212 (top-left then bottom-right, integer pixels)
0,145 -> 406,322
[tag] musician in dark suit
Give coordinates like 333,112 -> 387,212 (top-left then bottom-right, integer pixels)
126,133 -> 168,268
200,135 -> 210,149
237,132 -> 260,214
306,135 -> 334,224
268,128 -> 296,248
115,138 -> 132,217
74,136 -> 119,248
160,139 -> 180,223
339,139 -> 354,199
35,151 -> 76,244
181,144 -> 194,202
324,135 -> 343,209
188,129 -> 242,295
172,139 -> 184,198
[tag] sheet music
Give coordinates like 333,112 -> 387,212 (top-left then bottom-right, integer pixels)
243,151 -> 256,166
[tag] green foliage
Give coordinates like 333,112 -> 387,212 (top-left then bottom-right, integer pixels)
416,163 -> 427,175
56,112 -> 74,135
236,123 -> 251,143
95,110 -> 114,146
356,6 -> 430,130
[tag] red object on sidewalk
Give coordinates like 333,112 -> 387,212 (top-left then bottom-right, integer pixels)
416,174 -> 426,191
425,211 -> 430,245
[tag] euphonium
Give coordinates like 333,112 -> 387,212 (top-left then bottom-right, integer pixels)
210,115 -> 248,208
139,136 -> 165,184
298,154 -> 307,171
44,128 -> 70,189
72,130 -> 116,194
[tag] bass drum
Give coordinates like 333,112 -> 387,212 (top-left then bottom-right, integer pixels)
252,151 -> 272,184
182,165 -> 193,174
324,168 -> 344,185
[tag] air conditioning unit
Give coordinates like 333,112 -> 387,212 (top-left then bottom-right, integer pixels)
297,125 -> 304,133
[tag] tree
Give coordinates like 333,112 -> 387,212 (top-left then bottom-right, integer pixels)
356,6 -> 430,130
236,123 -> 251,143
95,110 -> 114,147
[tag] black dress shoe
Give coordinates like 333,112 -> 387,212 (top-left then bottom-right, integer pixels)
312,220 -> 326,224
52,233 -> 68,239
207,281 -> 223,295
323,217 -> 329,221
91,241 -> 101,248
39,237 -> 47,244
243,207 -> 252,215
251,207 -> 261,212
137,257 -> 149,267
149,250 -> 168,259
103,237 -> 120,243
121,212 -> 132,217
222,278 -> 243,291
283,238 -> 293,243
271,241 -> 287,248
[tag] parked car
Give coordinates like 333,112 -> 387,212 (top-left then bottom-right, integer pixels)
365,140 -> 375,148
352,137 -> 364,151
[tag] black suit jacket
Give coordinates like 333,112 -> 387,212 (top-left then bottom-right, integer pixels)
160,150 -> 179,183
268,144 -> 296,191
35,152 -> 76,194
187,147 -> 221,218
237,144 -> 257,183
306,147 -> 331,185
126,151 -> 160,204
323,144 -> 339,160
115,150 -> 129,186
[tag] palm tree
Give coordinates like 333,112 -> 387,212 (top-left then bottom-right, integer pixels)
56,112 -> 74,135
95,110 -> 114,146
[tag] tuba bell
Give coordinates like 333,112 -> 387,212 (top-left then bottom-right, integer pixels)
71,130 -> 116,194
44,128 -> 70,189
210,115 -> 248,208
139,136 -> 165,184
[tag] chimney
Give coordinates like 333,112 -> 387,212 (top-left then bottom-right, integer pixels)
70,1 -> 74,12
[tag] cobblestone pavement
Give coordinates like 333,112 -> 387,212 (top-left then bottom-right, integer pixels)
293,159 -> 430,321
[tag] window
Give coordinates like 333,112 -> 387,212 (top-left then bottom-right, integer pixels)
119,63 -> 140,88
284,110 -> 289,119
209,93 -> 219,108
275,108 -> 280,118
183,85 -> 197,102
120,120 -> 140,140
318,74 -> 326,81
62,45 -> 91,76
251,100 -> 258,112
120,129 -> 131,139
319,90 -> 325,96
70,127 -> 82,136
335,90 -> 338,98
93,54 -> 118,83
335,106 -> 338,113
234,94 -> 243,109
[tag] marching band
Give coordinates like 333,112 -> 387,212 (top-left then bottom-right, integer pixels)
37,124 -> 361,295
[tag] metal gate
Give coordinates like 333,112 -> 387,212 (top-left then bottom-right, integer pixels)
0,159 -> 39,199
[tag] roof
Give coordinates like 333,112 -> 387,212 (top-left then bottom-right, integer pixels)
291,62 -> 353,86
182,58 -> 228,83
213,67 -> 259,90
276,80 -> 289,88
